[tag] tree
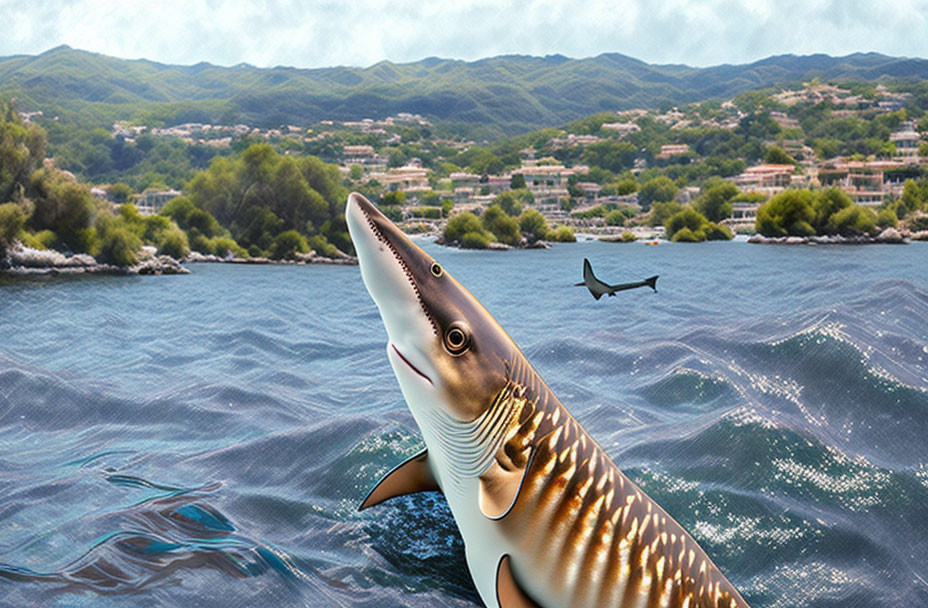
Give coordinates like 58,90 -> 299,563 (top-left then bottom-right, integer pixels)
755,190 -> 816,237
665,207 -> 708,241
637,177 -> 678,210
0,103 -> 46,203
764,146 -> 797,165
0,202 -> 27,251
812,188 -> 853,233
827,205 -> 877,235
94,211 -> 140,266
550,226 -> 576,242
615,179 -> 638,195
28,169 -> 98,252
581,141 -> 638,173
510,173 -> 526,189
649,201 -> 684,227
157,225 -> 190,259
481,205 -> 521,245
444,212 -> 488,242
876,207 -> 898,228
380,191 -> 406,206
492,191 -> 525,217
269,230 -> 310,259
518,208 -> 549,243
694,182 -> 739,223
106,183 -> 134,204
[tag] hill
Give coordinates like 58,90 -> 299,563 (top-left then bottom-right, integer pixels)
3,46 -> 928,134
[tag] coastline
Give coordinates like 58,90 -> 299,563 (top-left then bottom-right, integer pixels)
0,243 -> 358,278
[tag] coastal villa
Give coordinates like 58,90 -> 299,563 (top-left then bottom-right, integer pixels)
770,112 -> 801,130
368,163 -> 430,194
732,164 -> 798,196
889,121 -> 921,161
656,144 -> 691,160
727,200 -> 761,231
550,134 -> 602,149
136,189 -> 182,215
343,145 -> 387,172
601,121 -> 640,137
818,160 -> 910,207
519,163 -> 575,203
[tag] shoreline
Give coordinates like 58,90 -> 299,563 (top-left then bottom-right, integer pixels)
0,243 -> 358,278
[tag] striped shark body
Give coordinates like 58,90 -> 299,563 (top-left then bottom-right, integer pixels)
345,192 -> 749,608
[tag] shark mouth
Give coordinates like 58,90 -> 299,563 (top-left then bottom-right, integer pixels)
392,344 -> 433,385
355,198 -> 440,337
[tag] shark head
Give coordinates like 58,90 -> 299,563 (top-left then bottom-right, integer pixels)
346,192 -> 516,423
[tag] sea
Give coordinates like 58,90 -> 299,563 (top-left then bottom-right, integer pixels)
0,238 -> 926,608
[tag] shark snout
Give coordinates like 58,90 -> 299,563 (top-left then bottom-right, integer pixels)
346,192 -> 436,355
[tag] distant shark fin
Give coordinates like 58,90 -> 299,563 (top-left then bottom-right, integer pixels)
358,449 -> 440,511
479,449 -> 532,519
496,555 -> 540,608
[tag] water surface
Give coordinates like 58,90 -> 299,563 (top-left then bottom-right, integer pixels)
1,240 -> 927,607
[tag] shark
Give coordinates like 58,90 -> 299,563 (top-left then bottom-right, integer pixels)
574,258 -> 659,300
345,192 -> 749,608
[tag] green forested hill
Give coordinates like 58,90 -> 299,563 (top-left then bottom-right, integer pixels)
3,46 -> 928,133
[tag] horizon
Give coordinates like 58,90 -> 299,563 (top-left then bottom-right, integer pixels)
3,0 -> 928,70
6,43 -> 924,73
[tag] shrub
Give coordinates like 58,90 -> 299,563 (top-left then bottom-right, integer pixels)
0,202 -> 27,249
269,230 -> 310,260
444,212 -> 487,242
157,225 -> 190,259
142,214 -> 172,242
190,233 -> 213,254
94,213 -> 141,267
460,231 -> 489,249
665,207 -> 708,240
813,188 -> 853,232
551,226 -> 576,242
755,190 -> 816,237
209,236 -> 245,258
492,191 -> 525,217
827,205 -> 877,235
704,222 -> 733,241
908,213 -> 928,231
620,231 -> 637,242
308,235 -> 339,258
649,201 -> 684,227
247,244 -> 264,258
518,208 -> 549,243
637,176 -> 678,210
694,182 -> 739,223
876,208 -> 898,228
671,227 -> 700,242
481,205 -> 521,245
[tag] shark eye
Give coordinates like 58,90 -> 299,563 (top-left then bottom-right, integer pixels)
444,323 -> 470,355
430,262 -> 443,277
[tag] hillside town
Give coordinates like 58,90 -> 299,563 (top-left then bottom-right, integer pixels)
15,79 -> 928,249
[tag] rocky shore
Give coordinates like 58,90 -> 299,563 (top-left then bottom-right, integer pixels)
747,228 -> 927,245
1,243 -> 358,277
1,244 -> 189,276
183,250 -> 358,265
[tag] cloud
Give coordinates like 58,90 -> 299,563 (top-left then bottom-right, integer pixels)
1,0 -> 927,68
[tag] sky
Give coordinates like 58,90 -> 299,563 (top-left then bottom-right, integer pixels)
2,0 -> 928,69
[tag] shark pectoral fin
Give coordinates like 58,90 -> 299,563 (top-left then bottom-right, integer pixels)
496,555 -> 540,608
358,449 -> 440,511
478,449 -> 532,520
